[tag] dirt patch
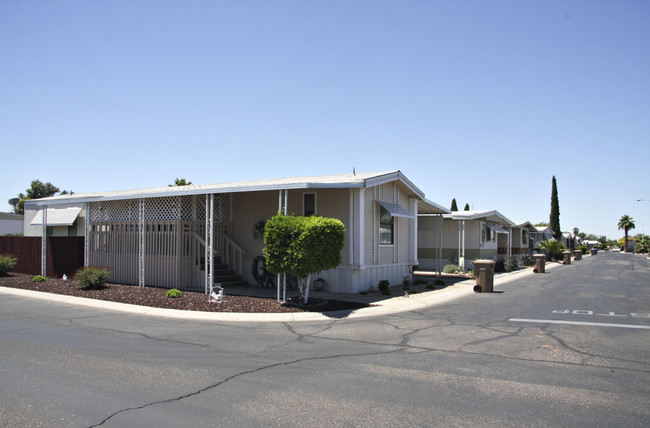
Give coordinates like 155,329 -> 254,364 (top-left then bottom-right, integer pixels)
0,273 -> 370,313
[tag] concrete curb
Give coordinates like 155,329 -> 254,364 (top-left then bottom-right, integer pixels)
0,263 -> 560,323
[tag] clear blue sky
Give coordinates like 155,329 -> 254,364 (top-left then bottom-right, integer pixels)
2,0 -> 649,240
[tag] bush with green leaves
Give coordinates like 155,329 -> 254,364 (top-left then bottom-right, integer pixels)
74,266 -> 110,290
378,279 -> 391,295
166,288 -> 182,298
264,214 -> 345,304
520,254 -> 533,267
635,235 -> 650,254
0,255 -> 17,276
434,279 -> 445,286
504,257 -> 519,272
426,284 -> 435,290
536,240 -> 568,261
31,275 -> 46,282
494,257 -> 506,273
442,264 -> 461,274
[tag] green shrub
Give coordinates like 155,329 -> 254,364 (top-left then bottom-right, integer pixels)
74,266 -> 110,290
537,240 -> 568,261
31,275 -> 46,282
166,288 -> 182,298
359,291 -> 368,296
635,235 -> 650,254
504,257 -> 519,272
426,284 -> 435,290
442,264 -> 461,274
434,279 -> 445,286
378,279 -> 391,296
0,255 -> 17,277
521,254 -> 532,267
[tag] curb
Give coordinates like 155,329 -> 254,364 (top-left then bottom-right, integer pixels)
0,264 -> 558,323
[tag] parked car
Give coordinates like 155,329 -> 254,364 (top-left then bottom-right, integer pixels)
612,247 -> 621,252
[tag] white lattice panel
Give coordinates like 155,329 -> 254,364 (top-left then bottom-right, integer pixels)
89,200 -> 138,222
144,197 -> 181,221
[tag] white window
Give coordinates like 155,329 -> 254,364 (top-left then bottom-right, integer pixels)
379,205 -> 394,245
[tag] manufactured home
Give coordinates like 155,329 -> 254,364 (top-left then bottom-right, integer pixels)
419,210 -> 514,270
24,171 -> 448,294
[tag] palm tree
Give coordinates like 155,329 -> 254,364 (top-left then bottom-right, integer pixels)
169,178 -> 192,187
618,215 -> 636,252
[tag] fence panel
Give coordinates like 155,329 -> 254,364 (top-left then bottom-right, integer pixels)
0,236 -> 84,277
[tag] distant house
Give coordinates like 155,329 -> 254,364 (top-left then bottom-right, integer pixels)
24,171 -> 448,294
419,210 -> 514,270
0,212 -> 23,235
530,226 -> 554,247
511,221 -> 534,256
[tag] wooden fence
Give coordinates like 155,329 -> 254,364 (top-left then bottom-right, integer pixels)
0,236 -> 84,277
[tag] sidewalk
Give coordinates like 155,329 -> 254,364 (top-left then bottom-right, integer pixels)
0,263 -> 561,323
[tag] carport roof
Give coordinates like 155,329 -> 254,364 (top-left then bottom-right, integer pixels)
27,170 -> 435,207
443,209 -> 515,225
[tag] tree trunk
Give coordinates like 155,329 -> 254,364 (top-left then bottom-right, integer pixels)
298,273 -> 312,304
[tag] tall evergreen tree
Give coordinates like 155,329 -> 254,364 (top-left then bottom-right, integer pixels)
450,198 -> 458,211
464,203 -> 470,211
549,176 -> 561,240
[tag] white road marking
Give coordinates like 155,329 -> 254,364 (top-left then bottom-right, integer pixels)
508,318 -> 650,330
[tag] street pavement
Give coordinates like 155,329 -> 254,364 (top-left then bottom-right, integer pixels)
1,252 -> 648,427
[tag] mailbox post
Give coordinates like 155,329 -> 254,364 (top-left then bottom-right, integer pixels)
562,251 -> 572,265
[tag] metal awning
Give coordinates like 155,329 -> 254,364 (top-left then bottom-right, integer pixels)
31,207 -> 82,226
486,223 -> 509,234
377,201 -> 414,218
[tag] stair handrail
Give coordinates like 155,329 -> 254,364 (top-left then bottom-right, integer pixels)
223,234 -> 245,276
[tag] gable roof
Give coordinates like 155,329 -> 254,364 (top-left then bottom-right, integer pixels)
26,171 -> 430,207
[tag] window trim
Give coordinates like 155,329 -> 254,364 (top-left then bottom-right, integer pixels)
379,204 -> 394,245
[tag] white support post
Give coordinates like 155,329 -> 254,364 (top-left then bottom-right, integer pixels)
84,202 -> 89,267
209,194 -> 214,294
138,199 -> 146,287
459,220 -> 466,269
205,195 -> 209,294
41,205 -> 47,277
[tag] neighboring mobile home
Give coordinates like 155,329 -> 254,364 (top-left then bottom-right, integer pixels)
0,212 -> 23,235
24,171 -> 448,294
418,210 -> 514,270
510,221 -> 534,256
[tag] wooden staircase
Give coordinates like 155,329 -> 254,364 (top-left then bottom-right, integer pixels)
209,257 -> 248,288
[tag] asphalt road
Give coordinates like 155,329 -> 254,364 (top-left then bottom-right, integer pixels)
1,252 -> 649,427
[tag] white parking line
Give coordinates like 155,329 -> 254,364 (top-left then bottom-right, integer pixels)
508,318 -> 650,330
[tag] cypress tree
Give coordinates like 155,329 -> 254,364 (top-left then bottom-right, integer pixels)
451,198 -> 458,211
464,203 -> 470,211
549,176 -> 561,240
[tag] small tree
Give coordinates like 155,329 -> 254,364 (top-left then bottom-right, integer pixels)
617,215 -> 635,252
12,180 -> 71,214
263,214 -> 345,304
463,203 -> 470,211
450,198 -> 458,211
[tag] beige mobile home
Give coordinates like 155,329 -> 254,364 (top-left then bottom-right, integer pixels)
419,210 -> 514,270
25,171 -> 448,294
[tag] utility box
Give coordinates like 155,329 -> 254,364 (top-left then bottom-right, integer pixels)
533,254 -> 546,273
473,259 -> 495,293
574,250 -> 582,261
562,251 -> 572,265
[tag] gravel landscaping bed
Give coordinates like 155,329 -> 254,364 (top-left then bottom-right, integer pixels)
0,273 -> 370,313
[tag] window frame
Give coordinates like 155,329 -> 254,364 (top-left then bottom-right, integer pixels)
379,204 -> 394,245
